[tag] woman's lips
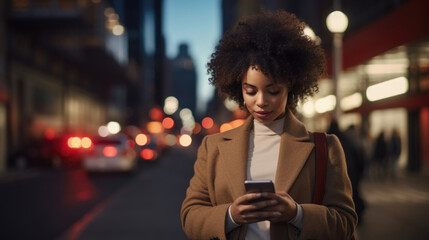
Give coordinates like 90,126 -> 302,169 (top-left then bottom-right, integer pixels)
254,111 -> 272,119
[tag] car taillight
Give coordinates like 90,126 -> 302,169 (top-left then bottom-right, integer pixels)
68,137 -> 81,148
140,149 -> 157,160
81,137 -> 92,149
67,137 -> 93,149
103,145 -> 117,157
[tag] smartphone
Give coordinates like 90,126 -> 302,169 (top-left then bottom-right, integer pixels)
244,180 -> 275,203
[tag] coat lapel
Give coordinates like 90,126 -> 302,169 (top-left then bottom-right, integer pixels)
218,109 -> 314,199
218,116 -> 253,199
274,110 -> 314,193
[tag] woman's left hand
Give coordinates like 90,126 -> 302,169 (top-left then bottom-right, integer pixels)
261,192 -> 297,223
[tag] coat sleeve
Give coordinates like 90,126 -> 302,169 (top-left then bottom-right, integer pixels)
299,134 -> 358,239
181,136 -> 230,240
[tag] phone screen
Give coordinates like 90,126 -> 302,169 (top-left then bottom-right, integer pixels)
244,180 -> 275,203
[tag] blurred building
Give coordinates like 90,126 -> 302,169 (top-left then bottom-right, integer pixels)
3,0 -> 135,170
219,0 -> 429,172
137,0 -> 166,123
0,1 -> 7,171
167,43 -> 197,115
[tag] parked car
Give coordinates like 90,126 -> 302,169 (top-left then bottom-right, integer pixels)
83,134 -> 137,172
12,132 -> 93,168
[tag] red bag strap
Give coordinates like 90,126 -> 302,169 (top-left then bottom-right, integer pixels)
313,132 -> 327,205
313,132 -> 356,240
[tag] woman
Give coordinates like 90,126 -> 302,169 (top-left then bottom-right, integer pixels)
181,10 -> 357,240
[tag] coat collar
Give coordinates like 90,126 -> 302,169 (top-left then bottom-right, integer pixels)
218,109 -> 314,199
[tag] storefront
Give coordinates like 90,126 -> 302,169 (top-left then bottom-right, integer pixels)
300,0 -> 429,172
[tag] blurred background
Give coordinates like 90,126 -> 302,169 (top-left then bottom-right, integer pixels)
0,0 -> 428,239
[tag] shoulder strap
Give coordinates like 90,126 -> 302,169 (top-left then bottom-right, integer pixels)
313,132 -> 327,205
313,132 -> 356,240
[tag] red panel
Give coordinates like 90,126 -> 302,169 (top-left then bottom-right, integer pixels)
421,108 -> 429,162
0,76 -> 7,103
326,0 -> 429,75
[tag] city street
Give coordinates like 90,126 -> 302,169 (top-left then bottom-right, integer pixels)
63,145 -> 197,240
0,160 -> 152,239
1,143 -> 429,240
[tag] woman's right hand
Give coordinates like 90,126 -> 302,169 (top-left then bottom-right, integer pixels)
229,193 -> 281,224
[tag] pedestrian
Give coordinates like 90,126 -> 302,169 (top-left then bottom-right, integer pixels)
330,123 -> 366,225
373,131 -> 388,179
181,10 -> 357,240
388,128 -> 402,178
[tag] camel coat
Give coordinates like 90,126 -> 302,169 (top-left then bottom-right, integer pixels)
181,110 -> 357,240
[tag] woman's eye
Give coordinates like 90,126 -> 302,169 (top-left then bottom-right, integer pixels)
269,91 -> 280,95
245,91 -> 256,96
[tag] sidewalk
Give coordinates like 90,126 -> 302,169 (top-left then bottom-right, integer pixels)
355,162 -> 429,240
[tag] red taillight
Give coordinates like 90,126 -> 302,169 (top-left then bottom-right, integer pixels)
140,149 -> 156,160
68,137 -> 81,148
103,145 -> 117,157
67,136 -> 92,149
81,137 -> 92,149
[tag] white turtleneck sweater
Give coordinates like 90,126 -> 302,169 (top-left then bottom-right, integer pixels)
226,117 -> 303,239
246,118 -> 284,240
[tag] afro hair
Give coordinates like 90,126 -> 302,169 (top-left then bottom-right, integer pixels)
207,10 -> 326,112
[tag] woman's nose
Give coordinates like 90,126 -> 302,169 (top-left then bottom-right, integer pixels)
256,93 -> 268,107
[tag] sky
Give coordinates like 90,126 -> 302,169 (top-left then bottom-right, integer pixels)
164,0 -> 221,114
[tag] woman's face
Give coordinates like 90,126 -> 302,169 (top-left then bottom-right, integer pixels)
242,66 -> 289,124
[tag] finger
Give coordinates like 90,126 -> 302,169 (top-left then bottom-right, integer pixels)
240,199 -> 278,213
240,193 -> 263,204
260,192 -> 282,202
251,199 -> 279,209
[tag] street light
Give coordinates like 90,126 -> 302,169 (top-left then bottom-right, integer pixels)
326,10 -> 348,119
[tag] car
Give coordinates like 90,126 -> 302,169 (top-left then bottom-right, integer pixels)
12,132 -> 94,168
83,134 -> 137,172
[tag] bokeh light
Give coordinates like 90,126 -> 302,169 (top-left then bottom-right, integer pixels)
180,108 -> 193,121
302,101 -> 315,118
149,107 -> 164,121
107,121 -> 121,134
366,77 -> 408,102
230,119 -> 245,128
135,133 -> 150,146
178,134 -> 192,147
165,134 -> 177,146
315,95 -> 336,114
202,117 -> 214,129
140,148 -> 156,160
224,98 -> 238,112
103,146 -> 117,157
164,96 -> 179,115
81,137 -> 93,149
112,24 -> 124,36
68,137 -> 81,148
192,122 -> 202,134
220,123 -> 233,133
98,125 -> 109,137
162,117 -> 175,129
147,121 -> 164,134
